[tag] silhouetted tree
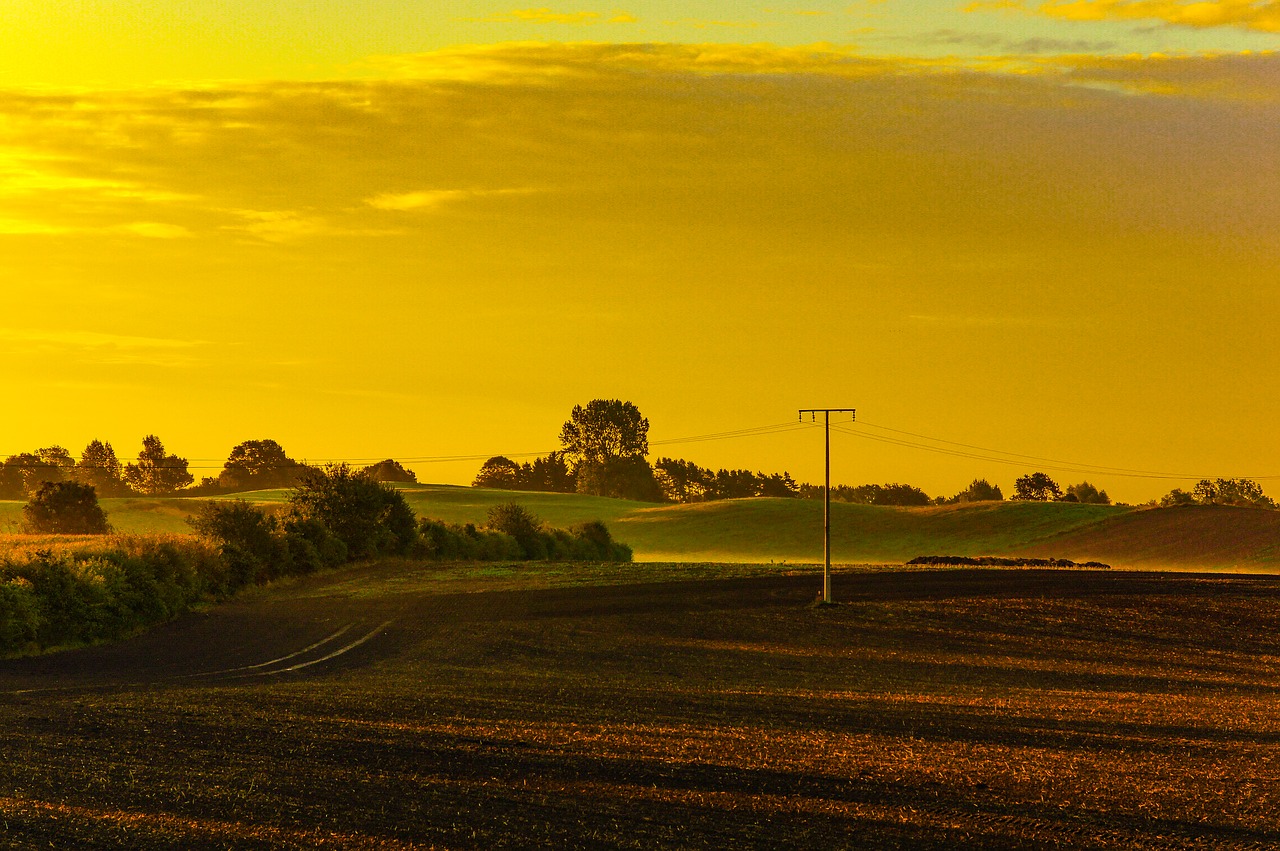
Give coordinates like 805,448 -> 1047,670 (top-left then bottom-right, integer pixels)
758,472 -> 800,498
1065,481 -> 1110,505
473,456 -> 522,489
560,399 -> 649,467
1159,488 -> 1196,507
361,459 -> 418,484
1188,478 -> 1274,508
0,448 -> 74,498
952,478 -> 1003,503
74,440 -> 130,497
218,439 -> 307,491
22,481 -> 111,534
560,400 -> 659,501
525,452 -> 575,492
1012,472 -> 1062,502
654,457 -> 711,503
123,435 -> 194,495
574,456 -> 664,502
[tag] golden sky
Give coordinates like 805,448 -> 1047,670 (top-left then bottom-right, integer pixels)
2,2 -> 1278,502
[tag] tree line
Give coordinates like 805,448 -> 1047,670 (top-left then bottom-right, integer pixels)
470,400 -> 1098,505
471,399 -> 1276,510
0,436 -> 417,500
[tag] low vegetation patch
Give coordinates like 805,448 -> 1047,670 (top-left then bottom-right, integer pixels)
0,536 -> 223,655
908,555 -> 1111,568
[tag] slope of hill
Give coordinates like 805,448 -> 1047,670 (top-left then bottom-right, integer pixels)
610,498 -> 1126,563
1021,504 -> 1280,572
4,488 -> 1277,571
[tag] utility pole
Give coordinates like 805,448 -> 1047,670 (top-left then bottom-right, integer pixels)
799,408 -> 856,604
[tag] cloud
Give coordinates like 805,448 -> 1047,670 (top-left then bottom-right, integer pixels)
221,209 -> 400,242
113,222 -> 192,238
366,188 -> 533,211
0,327 -> 205,350
968,0 -> 1280,32
463,8 -> 637,25
918,28 -> 1118,53
663,18 -> 762,30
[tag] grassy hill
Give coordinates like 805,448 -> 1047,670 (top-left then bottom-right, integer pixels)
4,486 -> 1277,570
1023,504 -> 1280,573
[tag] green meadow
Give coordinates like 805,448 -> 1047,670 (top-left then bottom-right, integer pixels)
8,485 -> 1277,570
1,485 -> 1127,564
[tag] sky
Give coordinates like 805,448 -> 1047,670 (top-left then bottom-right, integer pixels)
1,1 -> 1278,503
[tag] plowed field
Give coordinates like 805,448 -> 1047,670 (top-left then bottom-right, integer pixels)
3,563 -> 1279,848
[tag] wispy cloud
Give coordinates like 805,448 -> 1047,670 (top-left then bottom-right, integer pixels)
462,8 -> 637,24
0,327 -> 206,350
916,28 -> 1118,53
968,0 -> 1280,32
366,188 -> 535,211
663,18 -> 762,30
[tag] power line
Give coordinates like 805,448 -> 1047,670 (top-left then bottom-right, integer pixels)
824,422 -> 1277,482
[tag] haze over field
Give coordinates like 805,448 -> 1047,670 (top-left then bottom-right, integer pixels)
2,1 -> 1278,504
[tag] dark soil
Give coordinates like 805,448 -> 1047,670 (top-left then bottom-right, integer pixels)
2,565 -> 1279,849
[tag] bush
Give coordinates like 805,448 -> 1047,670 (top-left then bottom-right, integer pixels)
22,481 -> 111,534
486,502 -> 548,560
0,580 -> 40,652
289,465 -> 417,559
189,500 -> 286,586
0,538 -> 217,653
413,512 -> 631,563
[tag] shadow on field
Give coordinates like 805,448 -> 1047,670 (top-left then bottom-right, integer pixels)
3,565 -> 1280,849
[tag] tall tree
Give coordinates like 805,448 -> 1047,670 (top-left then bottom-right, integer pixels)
124,435 -> 194,495
559,399 -> 659,501
559,399 -> 649,467
75,440 -> 129,497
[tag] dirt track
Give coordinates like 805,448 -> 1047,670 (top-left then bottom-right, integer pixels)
3,565 -> 1280,848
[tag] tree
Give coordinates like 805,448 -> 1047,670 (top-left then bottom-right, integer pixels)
473,456 -> 522,489
758,472 -> 800,498
953,478 -> 1003,503
1065,481 -> 1110,505
574,456 -> 664,502
22,481 -> 111,534
123,435 -> 194,495
1012,472 -> 1062,502
654,457 -> 710,503
362,459 -> 418,483
1190,478 -> 1274,508
288,464 -> 416,559
218,439 -> 307,491
0,454 -> 38,499
1159,488 -> 1196,507
524,452 -> 575,493
559,400 -> 659,501
485,502 -> 547,560
559,399 -> 649,467
75,440 -> 130,497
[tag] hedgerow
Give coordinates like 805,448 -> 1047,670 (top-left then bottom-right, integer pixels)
0,537 -> 222,655
1,469 -> 632,655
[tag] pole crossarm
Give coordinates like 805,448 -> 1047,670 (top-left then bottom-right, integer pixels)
798,407 -> 856,604
798,409 -> 857,417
